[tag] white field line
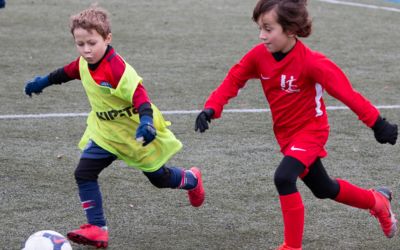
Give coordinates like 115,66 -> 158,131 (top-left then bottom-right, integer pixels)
1,105 -> 400,120
317,0 -> 400,13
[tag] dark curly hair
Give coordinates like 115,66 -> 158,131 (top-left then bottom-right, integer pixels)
252,0 -> 312,38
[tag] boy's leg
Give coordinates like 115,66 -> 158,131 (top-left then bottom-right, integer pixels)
143,165 -> 205,207
369,188 -> 397,238
301,158 -> 339,200
303,158 -> 397,238
274,156 -> 306,249
67,140 -> 116,248
334,179 -> 397,238
75,158 -> 114,227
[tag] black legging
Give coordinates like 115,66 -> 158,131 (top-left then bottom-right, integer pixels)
274,156 -> 339,199
74,157 -> 178,189
74,157 -> 115,184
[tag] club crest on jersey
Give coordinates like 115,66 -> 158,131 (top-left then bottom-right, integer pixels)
280,75 -> 300,93
100,81 -> 113,88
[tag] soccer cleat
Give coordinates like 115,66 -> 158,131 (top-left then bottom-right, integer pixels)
275,242 -> 302,250
369,187 -> 398,238
67,224 -> 108,248
187,167 -> 205,207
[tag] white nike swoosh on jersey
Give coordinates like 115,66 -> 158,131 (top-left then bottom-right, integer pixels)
260,74 -> 270,80
290,146 -> 306,151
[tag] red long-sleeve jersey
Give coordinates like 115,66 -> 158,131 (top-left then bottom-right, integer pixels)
53,46 -> 150,109
205,40 -> 379,141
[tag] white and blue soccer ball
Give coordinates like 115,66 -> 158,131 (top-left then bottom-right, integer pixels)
22,230 -> 72,250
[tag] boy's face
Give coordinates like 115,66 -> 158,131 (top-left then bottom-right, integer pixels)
73,28 -> 111,64
257,9 -> 295,53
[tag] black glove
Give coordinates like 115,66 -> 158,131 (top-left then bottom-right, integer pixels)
195,109 -> 214,133
372,116 -> 398,145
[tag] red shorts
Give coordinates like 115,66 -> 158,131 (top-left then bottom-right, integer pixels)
277,130 -> 329,178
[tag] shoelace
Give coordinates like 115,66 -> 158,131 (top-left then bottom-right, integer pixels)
79,224 -> 93,229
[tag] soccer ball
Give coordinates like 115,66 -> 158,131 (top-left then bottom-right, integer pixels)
22,230 -> 72,250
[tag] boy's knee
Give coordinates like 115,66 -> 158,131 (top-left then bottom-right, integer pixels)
309,180 -> 339,199
274,174 -> 295,189
74,167 -> 97,183
74,157 -> 114,183
143,166 -> 172,188
274,174 -> 291,188
273,156 -> 305,195
274,172 -> 298,195
311,190 -> 329,199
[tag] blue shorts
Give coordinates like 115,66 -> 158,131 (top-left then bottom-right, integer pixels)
81,140 -> 117,160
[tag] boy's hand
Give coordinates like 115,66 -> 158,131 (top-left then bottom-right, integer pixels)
24,75 -> 51,97
136,115 -> 156,146
372,116 -> 398,145
195,109 -> 214,133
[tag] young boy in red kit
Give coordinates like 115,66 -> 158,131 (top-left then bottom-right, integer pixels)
24,5 -> 205,248
195,0 -> 398,249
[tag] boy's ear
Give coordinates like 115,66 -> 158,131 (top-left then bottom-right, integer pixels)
286,30 -> 295,38
106,33 -> 112,44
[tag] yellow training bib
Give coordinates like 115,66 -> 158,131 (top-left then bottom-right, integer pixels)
78,57 -> 182,172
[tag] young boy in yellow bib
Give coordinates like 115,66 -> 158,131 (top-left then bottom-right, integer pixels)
24,5 -> 205,248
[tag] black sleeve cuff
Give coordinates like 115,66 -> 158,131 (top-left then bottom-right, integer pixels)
48,67 -> 74,85
138,102 -> 153,118
204,108 -> 215,119
372,115 -> 384,131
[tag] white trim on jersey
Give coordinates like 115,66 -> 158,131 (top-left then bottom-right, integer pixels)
315,83 -> 324,117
